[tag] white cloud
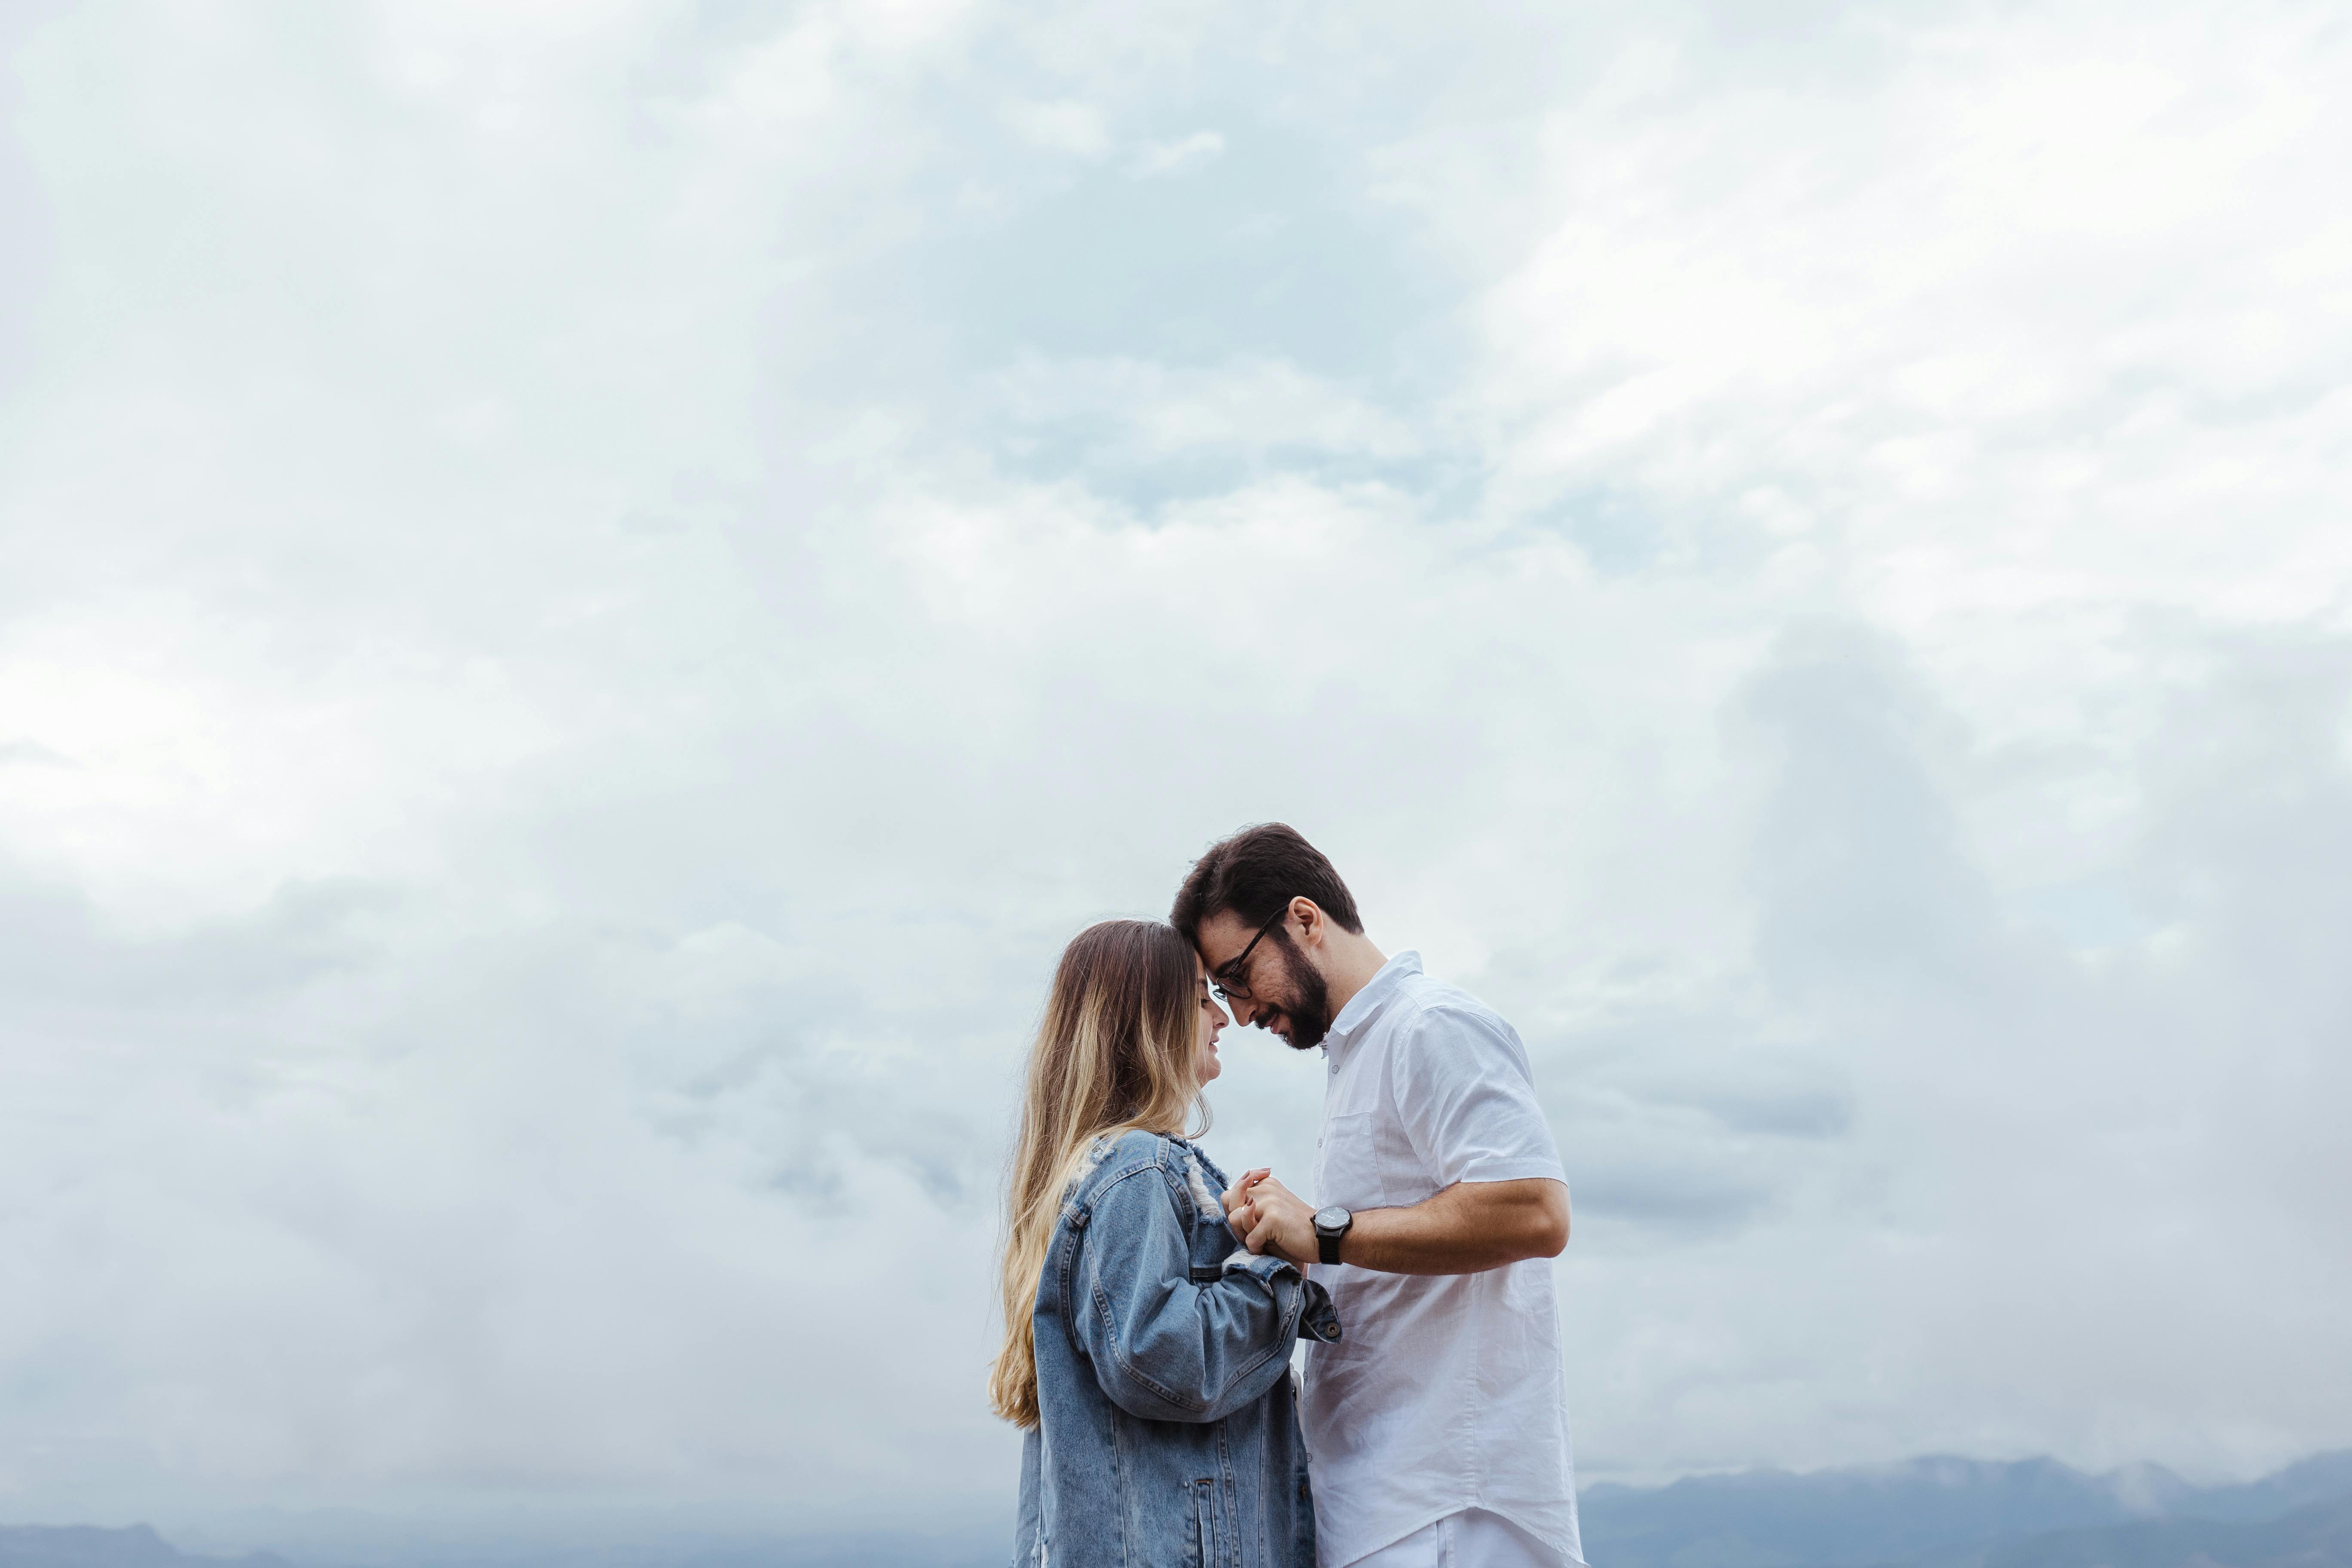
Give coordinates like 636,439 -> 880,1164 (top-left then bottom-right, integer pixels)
1005,98 -> 1111,159
987,353 -> 1423,463
2,0 -> 2350,1539
1129,128 -> 1224,178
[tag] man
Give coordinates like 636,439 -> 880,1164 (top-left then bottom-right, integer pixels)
1173,824 -> 1586,1568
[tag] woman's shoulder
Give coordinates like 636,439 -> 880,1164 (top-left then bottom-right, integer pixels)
1075,1131 -> 1238,1232
1065,1128 -> 1180,1203
1099,1126 -> 1176,1173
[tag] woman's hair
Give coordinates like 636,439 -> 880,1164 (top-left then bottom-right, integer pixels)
987,919 -> 1207,1428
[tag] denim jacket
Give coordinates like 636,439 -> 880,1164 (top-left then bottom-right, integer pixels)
1014,1130 -> 1342,1568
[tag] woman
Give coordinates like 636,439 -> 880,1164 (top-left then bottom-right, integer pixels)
989,919 -> 1339,1568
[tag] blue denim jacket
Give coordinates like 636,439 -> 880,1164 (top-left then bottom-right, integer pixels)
1014,1130 -> 1341,1568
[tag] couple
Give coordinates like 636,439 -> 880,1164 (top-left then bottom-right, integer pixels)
989,825 -> 1588,1568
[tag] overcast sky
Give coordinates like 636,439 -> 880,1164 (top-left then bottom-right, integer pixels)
3,0 -> 2350,1542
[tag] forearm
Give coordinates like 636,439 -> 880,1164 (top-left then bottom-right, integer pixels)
1090,1271 -> 1312,1422
1332,1178 -> 1569,1276
1080,1181 -> 1316,1421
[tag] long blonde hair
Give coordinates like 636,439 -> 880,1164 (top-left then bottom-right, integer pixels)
988,919 -> 1207,1428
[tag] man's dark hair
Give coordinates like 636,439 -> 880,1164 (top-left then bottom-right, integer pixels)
1171,823 -> 1363,943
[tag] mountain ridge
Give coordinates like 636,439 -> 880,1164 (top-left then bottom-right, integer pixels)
1580,1449 -> 2352,1568
0,1527 -> 290,1568
8,1449 -> 2349,1568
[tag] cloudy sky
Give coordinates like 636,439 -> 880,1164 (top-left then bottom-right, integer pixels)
3,0 -> 2350,1543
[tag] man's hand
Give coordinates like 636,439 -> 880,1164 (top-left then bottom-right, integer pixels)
1220,1167 -> 1270,1239
1225,1172 -> 1317,1267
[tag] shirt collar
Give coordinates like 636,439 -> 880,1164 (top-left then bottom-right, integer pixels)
1321,950 -> 1421,1055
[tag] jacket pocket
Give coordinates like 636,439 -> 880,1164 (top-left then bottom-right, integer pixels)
1188,1477 -> 1232,1568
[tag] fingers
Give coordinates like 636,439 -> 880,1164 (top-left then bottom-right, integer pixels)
1222,1168 -> 1311,1260
1222,1168 -> 1272,1214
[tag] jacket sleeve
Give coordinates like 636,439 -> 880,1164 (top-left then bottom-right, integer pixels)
1069,1165 -> 1339,1424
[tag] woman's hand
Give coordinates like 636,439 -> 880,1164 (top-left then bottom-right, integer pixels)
1221,1167 -> 1271,1242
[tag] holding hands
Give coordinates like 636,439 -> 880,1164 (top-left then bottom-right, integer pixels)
1221,1168 -> 1319,1268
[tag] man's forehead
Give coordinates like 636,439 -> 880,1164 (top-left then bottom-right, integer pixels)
1194,908 -> 1257,959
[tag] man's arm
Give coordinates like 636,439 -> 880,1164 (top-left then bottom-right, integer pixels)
1226,1173 -> 1568,1276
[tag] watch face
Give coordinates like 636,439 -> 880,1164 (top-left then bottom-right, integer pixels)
1314,1206 -> 1350,1232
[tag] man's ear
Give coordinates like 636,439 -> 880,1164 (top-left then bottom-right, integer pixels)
1291,896 -> 1323,948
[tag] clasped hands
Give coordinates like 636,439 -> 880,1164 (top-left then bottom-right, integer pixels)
1221,1167 -> 1320,1268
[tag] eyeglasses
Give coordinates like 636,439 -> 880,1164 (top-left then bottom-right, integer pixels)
1209,905 -> 1289,1002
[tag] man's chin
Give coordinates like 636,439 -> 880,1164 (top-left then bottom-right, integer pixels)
1265,1015 -> 1325,1052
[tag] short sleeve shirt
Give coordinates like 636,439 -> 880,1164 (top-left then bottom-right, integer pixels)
1305,952 -> 1586,1568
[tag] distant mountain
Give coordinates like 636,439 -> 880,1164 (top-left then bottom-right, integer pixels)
2170,1451 -> 2352,1524
1580,1450 -> 2352,1568
0,1527 -> 288,1568
1973,1493 -> 2352,1567
673,1534 -> 1004,1568
1582,1455 -> 2184,1568
0,1524 -> 1001,1568
11,1453 -> 2350,1568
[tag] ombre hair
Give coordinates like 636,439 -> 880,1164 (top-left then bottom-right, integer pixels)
987,919 -> 1207,1428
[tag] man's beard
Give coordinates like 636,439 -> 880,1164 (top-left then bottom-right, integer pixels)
1265,929 -> 1333,1051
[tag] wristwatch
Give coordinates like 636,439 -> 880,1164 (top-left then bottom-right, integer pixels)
1313,1205 -> 1354,1266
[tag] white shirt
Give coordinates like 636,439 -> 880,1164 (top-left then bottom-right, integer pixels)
1305,952 -> 1586,1568
1353,1509 -> 1572,1568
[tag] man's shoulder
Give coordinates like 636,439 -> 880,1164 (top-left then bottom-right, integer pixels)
1384,969 -> 1515,1038
1375,973 -> 1539,1088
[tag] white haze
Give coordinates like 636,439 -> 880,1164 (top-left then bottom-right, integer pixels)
2,0 -> 2349,1538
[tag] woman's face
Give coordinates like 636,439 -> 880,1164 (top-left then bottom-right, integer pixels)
1192,954 -> 1230,1087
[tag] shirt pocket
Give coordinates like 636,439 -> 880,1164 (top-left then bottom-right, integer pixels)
1314,1111 -> 1386,1210
1371,1104 -> 1440,1207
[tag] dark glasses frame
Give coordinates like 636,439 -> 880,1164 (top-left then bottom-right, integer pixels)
1210,904 -> 1291,1002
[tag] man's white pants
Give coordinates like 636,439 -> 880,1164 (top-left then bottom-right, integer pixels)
1342,1509 -> 1583,1568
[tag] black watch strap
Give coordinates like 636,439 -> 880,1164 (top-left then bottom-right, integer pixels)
1314,1207 -> 1352,1266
